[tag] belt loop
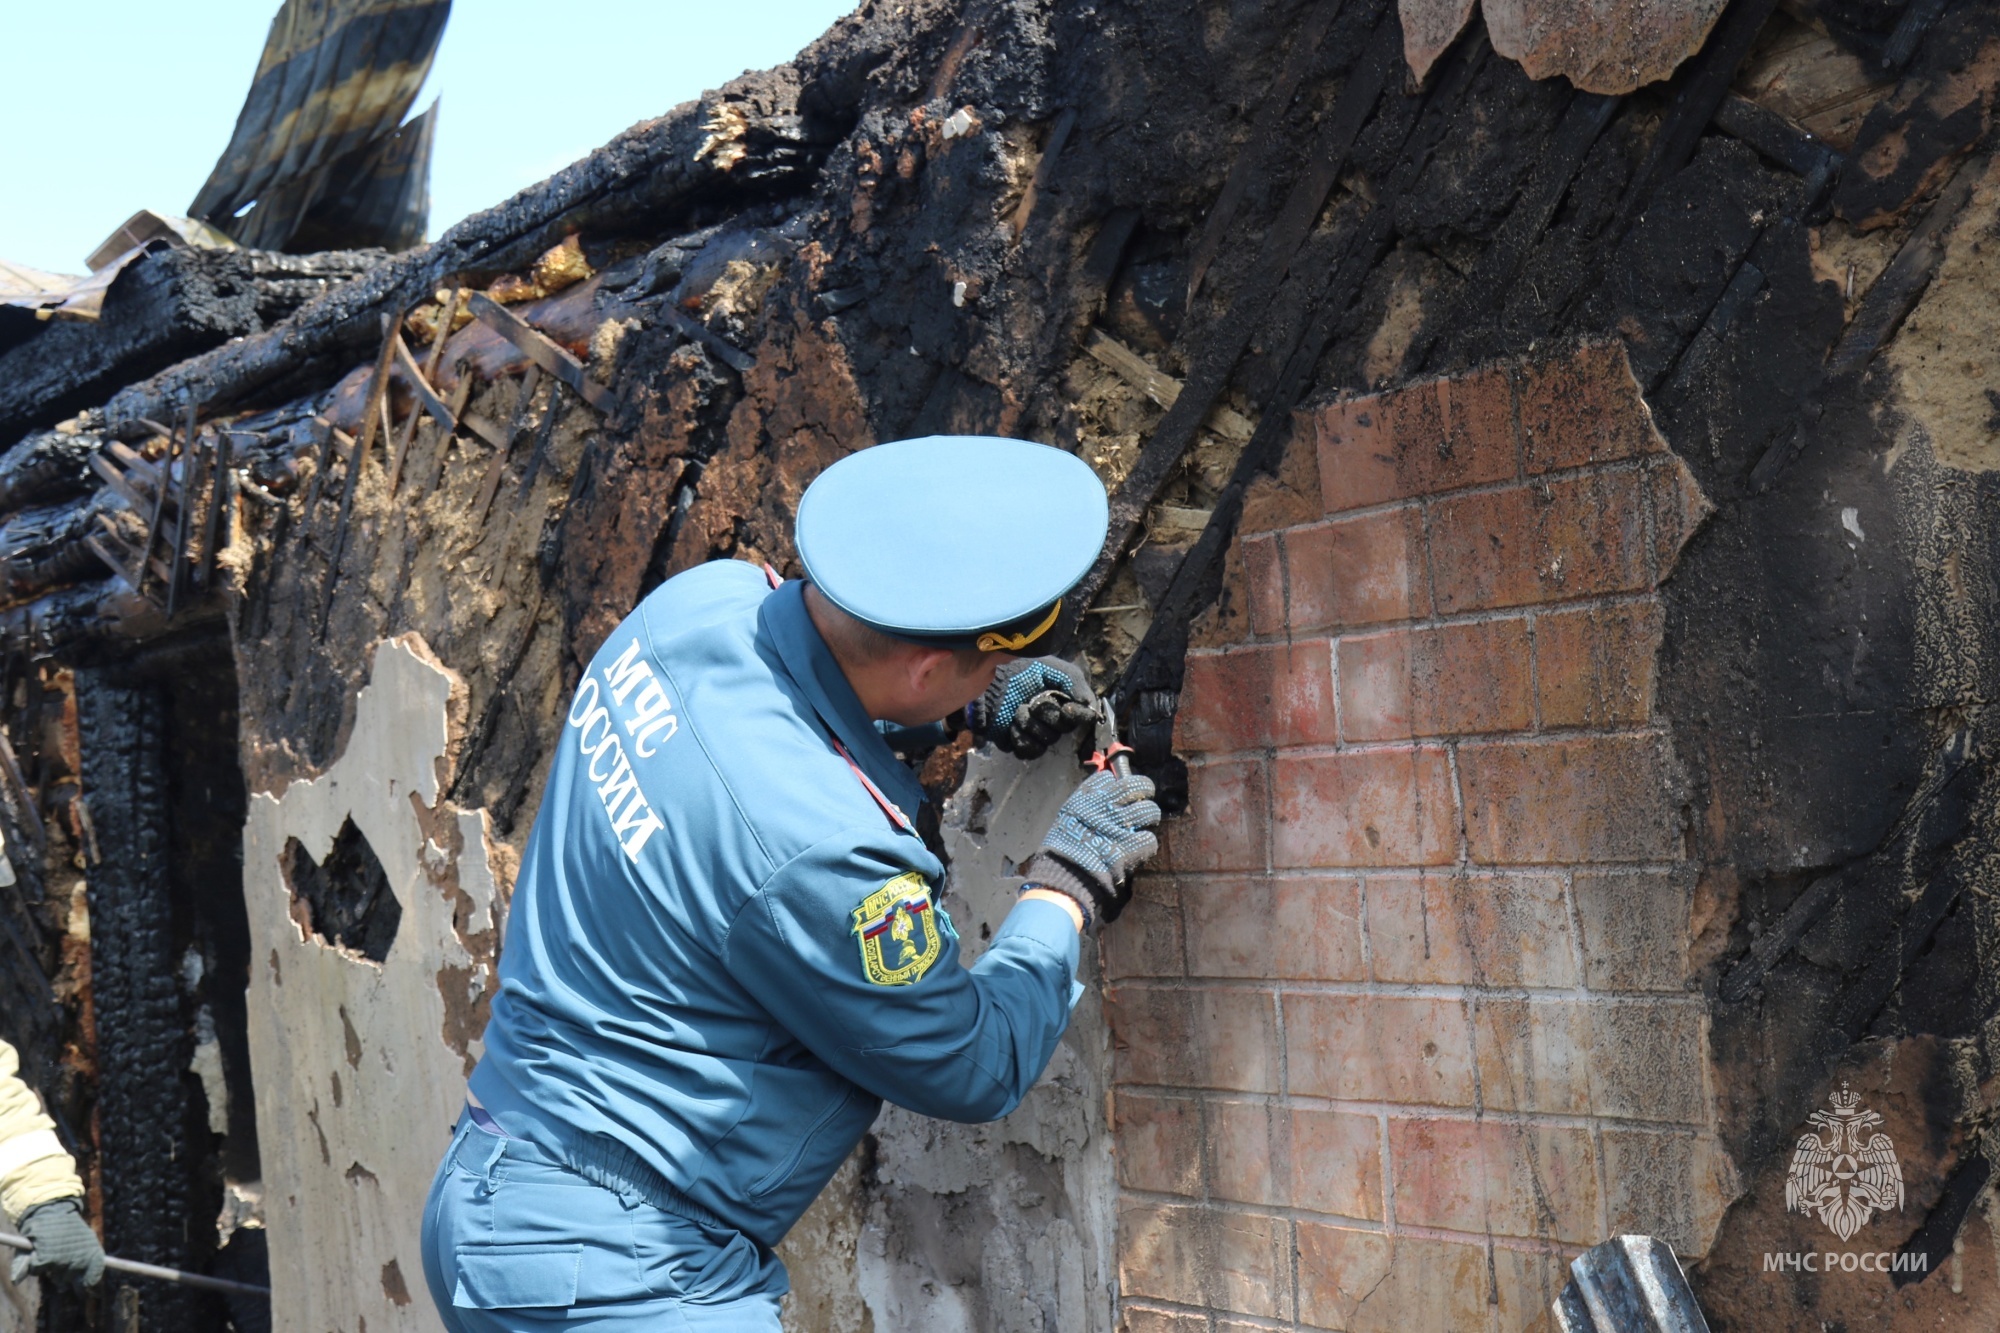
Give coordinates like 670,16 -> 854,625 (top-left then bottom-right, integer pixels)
477,1132 -> 508,1179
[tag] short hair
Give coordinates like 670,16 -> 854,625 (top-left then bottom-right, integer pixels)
806,583 -> 993,674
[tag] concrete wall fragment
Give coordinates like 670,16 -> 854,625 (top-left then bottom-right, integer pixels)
241,635 -> 504,1333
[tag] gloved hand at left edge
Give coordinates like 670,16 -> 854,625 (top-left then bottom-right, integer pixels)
1020,768 -> 1162,927
964,658 -> 1098,760
10,1197 -> 105,1290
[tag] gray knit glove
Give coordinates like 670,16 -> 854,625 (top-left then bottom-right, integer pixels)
965,659 -> 1097,760
11,1198 -> 104,1289
1020,769 -> 1161,926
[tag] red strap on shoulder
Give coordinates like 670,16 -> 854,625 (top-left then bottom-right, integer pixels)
828,734 -> 915,835
762,562 -> 783,589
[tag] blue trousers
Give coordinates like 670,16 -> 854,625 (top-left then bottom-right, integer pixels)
422,1115 -> 787,1330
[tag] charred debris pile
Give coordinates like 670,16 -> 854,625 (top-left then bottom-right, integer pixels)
1,0 -> 2000,1325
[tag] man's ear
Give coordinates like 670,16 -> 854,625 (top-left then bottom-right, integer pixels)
905,645 -> 956,692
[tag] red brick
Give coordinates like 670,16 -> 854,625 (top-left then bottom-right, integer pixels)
1295,1227 -> 1491,1333
1365,873 -> 1578,987
1473,997 -> 1590,1116
1286,994 -> 1476,1106
1535,600 -> 1663,728
1457,734 -> 1681,864
1572,869 -> 1691,992
1489,1245 -> 1576,1333
1389,1116 -> 1601,1244
1518,339 -> 1665,474
1118,1201 -> 1292,1319
1184,876 -> 1365,981
1600,1127 -> 1732,1254
1272,748 -> 1458,869
1646,455 -> 1711,581
1427,471 -> 1651,614
1252,507 -> 1432,635
1583,1000 -> 1706,1123
1115,1091 -> 1204,1196
1314,366 -> 1519,512
1176,642 -> 1337,751
1337,618 -> 1533,741
1105,875 -> 1184,981
1108,986 -> 1279,1092
1239,415 -> 1324,535
1243,533 -> 1284,636
1162,759 -> 1267,873
1206,1100 -> 1384,1219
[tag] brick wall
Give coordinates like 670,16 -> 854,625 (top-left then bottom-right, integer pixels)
1107,341 -> 1733,1332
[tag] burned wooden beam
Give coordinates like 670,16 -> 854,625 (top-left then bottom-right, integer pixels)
1615,0 -> 1782,230
103,85 -> 831,431
1712,92 -> 1842,182
658,306 -> 757,374
473,367 -> 541,524
200,429 -> 232,593
1825,150 -> 1986,379
466,294 -> 614,412
1184,0 -> 1344,303
1066,8 -> 1408,627
0,248 -> 382,451
1007,108 -> 1076,240
321,315 -> 400,633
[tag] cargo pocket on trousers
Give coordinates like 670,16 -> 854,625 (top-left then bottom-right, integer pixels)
453,1244 -> 582,1309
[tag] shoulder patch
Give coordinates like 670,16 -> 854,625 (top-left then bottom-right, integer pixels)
851,872 -> 943,986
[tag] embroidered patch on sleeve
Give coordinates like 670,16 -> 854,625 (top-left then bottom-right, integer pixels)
851,872 -> 943,985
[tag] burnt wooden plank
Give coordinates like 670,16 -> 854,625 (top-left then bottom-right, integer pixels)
320,314 -> 400,634
1068,7 -> 1406,626
1007,108 -> 1077,239
166,435 -> 203,616
473,367 -> 542,524
199,429 -> 232,594
1616,0 -> 1782,230
658,306 -> 756,375
466,293 -> 614,412
1185,0 -> 1347,303
1419,87 -> 1621,370
1826,149 -> 1985,378
517,382 -> 570,499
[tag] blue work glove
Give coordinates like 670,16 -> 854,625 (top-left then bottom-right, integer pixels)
10,1198 -> 104,1290
1020,769 -> 1162,926
965,659 -> 1097,760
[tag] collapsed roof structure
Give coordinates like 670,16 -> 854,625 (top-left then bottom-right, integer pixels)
2,0 -> 2000,1328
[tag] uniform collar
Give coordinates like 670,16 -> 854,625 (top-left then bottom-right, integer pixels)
759,580 -> 928,825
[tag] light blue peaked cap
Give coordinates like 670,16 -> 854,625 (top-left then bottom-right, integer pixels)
795,436 -> 1109,649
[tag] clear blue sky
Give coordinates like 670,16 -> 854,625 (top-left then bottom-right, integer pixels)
0,0 -> 858,275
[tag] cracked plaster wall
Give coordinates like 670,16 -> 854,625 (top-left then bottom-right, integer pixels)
241,636 -> 504,1333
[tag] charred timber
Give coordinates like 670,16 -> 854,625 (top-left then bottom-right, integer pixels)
0,248 -> 383,452
104,81 -> 844,432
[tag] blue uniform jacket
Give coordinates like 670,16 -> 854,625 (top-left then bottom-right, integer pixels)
468,561 -> 1080,1248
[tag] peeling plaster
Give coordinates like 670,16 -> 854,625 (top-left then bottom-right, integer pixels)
858,746 -> 1117,1333
780,744 -> 1119,1333
242,636 -> 505,1333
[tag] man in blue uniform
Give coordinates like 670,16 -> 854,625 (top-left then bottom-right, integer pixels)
422,436 -> 1161,1330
